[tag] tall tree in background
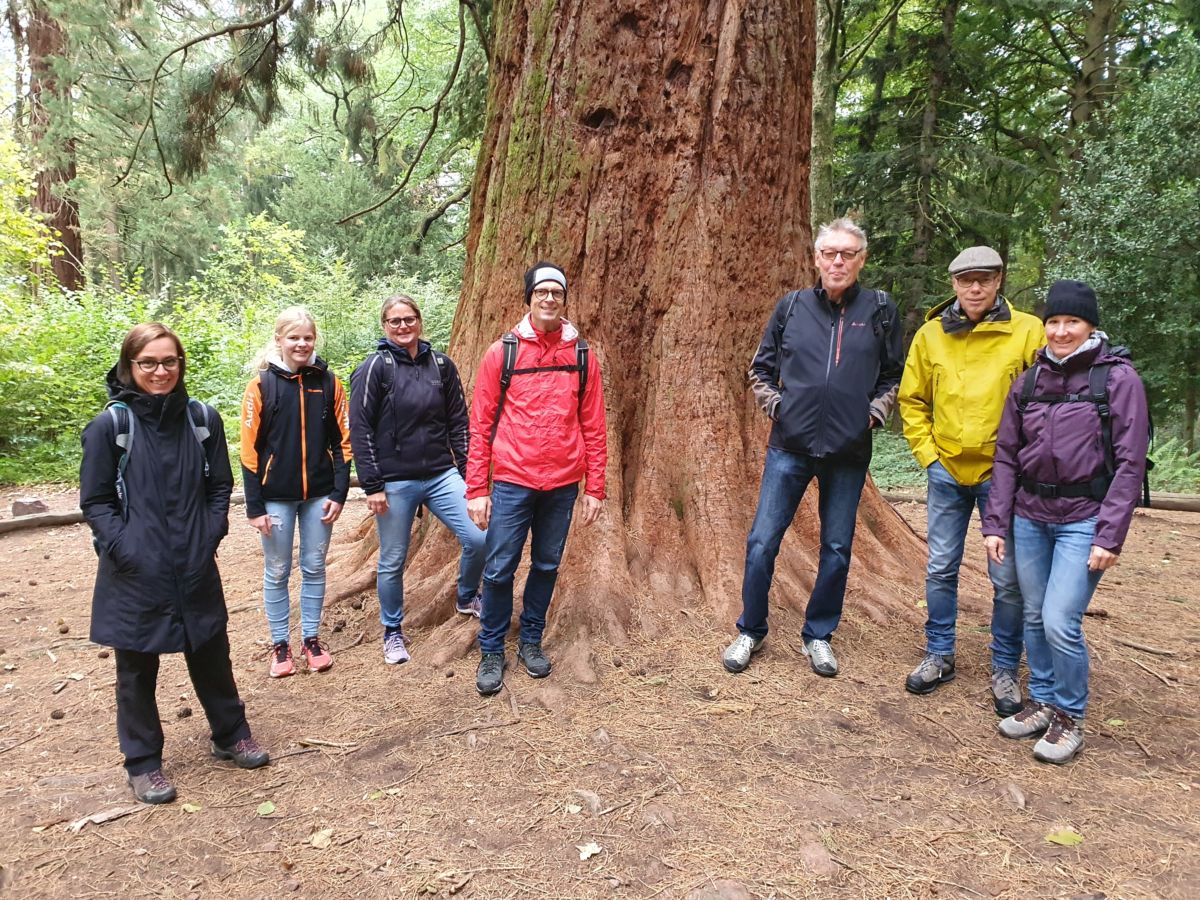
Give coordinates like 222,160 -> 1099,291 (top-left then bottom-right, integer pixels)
346,0 -> 929,674
26,0 -> 82,290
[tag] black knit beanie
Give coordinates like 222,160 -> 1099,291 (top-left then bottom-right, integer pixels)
1043,279 -> 1100,326
523,261 -> 568,305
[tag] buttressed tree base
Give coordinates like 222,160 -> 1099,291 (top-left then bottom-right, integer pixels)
331,0 -> 941,678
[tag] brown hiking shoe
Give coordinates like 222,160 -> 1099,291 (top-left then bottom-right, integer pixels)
211,736 -> 270,769
128,768 -> 177,804
1033,709 -> 1084,764
997,700 -> 1053,739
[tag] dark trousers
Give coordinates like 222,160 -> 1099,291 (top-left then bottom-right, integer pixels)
115,630 -> 250,775
478,481 -> 578,654
738,447 -> 868,642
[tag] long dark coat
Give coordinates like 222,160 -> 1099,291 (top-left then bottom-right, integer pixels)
80,369 -> 234,653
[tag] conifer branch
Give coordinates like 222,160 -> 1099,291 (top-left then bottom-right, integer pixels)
114,0 -> 297,188
336,1 -> 466,224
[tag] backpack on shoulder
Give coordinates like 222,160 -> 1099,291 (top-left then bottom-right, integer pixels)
1015,346 -> 1154,507
773,289 -> 892,383
489,331 -> 589,445
105,398 -> 212,521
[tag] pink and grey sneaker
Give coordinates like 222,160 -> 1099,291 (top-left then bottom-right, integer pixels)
269,641 -> 295,678
301,636 -> 333,672
455,589 -> 482,618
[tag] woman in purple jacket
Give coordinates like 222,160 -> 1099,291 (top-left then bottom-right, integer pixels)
982,280 -> 1149,765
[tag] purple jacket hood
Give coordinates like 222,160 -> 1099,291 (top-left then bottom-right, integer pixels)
982,340 -> 1149,553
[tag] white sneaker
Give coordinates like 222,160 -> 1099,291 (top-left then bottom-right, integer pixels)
383,629 -> 410,665
803,639 -> 838,677
722,633 -> 763,673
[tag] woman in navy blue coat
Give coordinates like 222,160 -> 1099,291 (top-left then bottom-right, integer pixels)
81,323 -> 268,804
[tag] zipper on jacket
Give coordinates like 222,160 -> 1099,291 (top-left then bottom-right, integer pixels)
298,373 -> 309,498
262,453 -> 275,486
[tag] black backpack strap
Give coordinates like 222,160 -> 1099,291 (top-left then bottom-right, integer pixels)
773,290 -> 802,384
187,399 -> 212,479
489,332 -> 520,445
378,349 -> 395,397
1017,365 -> 1040,414
872,289 -> 892,338
575,338 -> 589,401
105,401 -> 134,520
1088,362 -> 1116,480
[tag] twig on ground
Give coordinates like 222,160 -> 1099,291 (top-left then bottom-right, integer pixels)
429,719 -> 521,740
1131,658 -> 1176,687
335,631 -> 366,653
1132,735 -> 1153,758
0,733 -> 40,755
298,737 -> 358,749
1114,638 -> 1177,657
913,711 -> 967,747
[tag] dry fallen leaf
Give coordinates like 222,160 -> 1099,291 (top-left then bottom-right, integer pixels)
181,803 -> 201,814
311,828 -> 333,849
576,841 -> 603,860
256,801 -> 276,816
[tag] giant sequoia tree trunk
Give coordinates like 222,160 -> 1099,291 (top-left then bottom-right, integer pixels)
339,0 -> 929,675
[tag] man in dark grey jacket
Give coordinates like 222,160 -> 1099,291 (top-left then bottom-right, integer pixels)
723,218 -> 903,677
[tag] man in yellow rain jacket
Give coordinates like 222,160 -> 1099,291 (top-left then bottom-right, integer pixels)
898,246 -> 1043,714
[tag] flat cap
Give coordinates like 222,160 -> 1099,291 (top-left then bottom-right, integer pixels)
948,246 -> 1003,275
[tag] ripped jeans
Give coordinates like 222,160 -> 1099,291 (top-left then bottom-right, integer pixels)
260,497 -> 334,644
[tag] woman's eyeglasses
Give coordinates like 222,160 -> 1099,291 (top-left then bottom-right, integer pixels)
385,316 -> 420,328
133,357 -> 181,373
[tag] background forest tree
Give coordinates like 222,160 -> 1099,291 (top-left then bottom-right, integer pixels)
0,0 -> 1197,485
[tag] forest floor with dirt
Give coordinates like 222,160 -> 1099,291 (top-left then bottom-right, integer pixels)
0,490 -> 1197,899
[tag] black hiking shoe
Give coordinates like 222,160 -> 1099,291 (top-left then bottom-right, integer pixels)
904,653 -> 956,695
476,652 -> 506,696
517,641 -> 552,678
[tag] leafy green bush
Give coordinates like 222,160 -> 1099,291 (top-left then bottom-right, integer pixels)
0,214 -> 461,485
1149,436 -> 1200,494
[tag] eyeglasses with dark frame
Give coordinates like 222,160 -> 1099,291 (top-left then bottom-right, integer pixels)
817,248 -> 864,262
952,272 -> 1000,286
385,315 -> 420,328
531,287 -> 565,302
133,356 -> 181,373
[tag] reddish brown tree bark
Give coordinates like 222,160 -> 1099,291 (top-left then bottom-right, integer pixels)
337,0 -> 930,674
28,0 -> 83,291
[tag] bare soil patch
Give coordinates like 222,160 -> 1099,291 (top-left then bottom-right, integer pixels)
0,496 -> 1197,898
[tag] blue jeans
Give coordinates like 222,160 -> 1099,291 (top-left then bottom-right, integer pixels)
1012,515 -> 1103,720
261,497 -> 334,643
478,481 -> 578,654
738,447 -> 868,643
376,468 -> 486,630
924,461 -> 1023,670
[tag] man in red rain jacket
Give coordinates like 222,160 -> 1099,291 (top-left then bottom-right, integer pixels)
466,261 -> 607,696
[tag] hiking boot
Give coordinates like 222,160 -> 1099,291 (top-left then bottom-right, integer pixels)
476,652 -> 506,696
455,589 -> 482,618
997,700 -> 1054,739
991,668 -> 1023,717
128,768 -> 176,805
1033,709 -> 1085,764
722,633 -> 764,673
905,653 -> 956,694
382,628 -> 410,665
301,636 -> 333,672
269,641 -> 295,678
803,639 -> 838,677
517,641 -> 552,678
211,736 -> 270,769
